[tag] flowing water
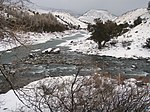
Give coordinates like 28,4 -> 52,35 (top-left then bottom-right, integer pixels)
0,30 -> 149,93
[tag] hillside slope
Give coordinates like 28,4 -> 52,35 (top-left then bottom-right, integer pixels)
79,9 -> 116,24
115,8 -> 148,24
59,8 -> 150,59
52,11 -> 87,29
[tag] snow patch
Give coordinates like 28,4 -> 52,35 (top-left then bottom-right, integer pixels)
42,48 -> 53,54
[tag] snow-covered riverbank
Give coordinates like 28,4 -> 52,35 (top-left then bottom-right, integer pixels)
0,30 -> 86,52
58,28 -> 150,59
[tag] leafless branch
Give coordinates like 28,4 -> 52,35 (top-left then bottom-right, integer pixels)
0,65 -> 30,109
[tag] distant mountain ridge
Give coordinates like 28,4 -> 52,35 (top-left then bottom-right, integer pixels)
78,9 -> 117,24
30,5 -> 81,17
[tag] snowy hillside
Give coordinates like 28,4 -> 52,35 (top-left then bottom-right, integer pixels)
79,9 -> 116,24
0,6 -> 35,19
59,8 -> 150,59
23,8 -> 87,29
115,8 -> 148,24
52,11 -> 87,29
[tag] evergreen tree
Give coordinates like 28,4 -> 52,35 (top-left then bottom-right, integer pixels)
89,19 -> 128,49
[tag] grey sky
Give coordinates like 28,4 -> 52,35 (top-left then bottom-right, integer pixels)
30,0 -> 149,15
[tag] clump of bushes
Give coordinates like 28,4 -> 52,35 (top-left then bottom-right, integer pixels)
2,6 -> 67,34
133,17 -> 143,27
144,38 -> 150,48
88,19 -> 130,49
129,17 -> 143,28
21,13 -> 66,32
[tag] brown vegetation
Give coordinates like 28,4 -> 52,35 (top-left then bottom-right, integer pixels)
15,72 -> 150,112
0,64 -> 149,112
0,0 -> 66,41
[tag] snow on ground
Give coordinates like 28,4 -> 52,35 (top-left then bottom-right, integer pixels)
0,7 -> 88,51
0,7 -> 149,112
0,90 -> 26,112
0,76 -> 81,112
33,8 -> 50,14
0,75 -> 149,112
59,24 -> 150,58
52,11 -> 87,29
0,38 -> 19,52
115,8 -> 148,24
79,9 -> 116,24
59,10 -> 150,59
0,30 -> 81,52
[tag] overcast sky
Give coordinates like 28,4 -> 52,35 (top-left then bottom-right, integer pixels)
30,0 -> 149,15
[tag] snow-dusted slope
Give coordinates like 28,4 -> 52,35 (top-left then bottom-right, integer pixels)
59,9 -> 150,59
79,9 -> 116,24
115,8 -> 148,24
25,8 -> 87,29
52,11 -> 87,29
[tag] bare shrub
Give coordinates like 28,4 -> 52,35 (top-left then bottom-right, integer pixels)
0,0 -> 31,41
143,38 -> 150,48
0,0 -> 66,41
2,5 -> 66,33
16,73 -> 150,112
121,40 -> 132,48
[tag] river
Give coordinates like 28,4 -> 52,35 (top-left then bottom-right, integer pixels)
0,30 -> 150,93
